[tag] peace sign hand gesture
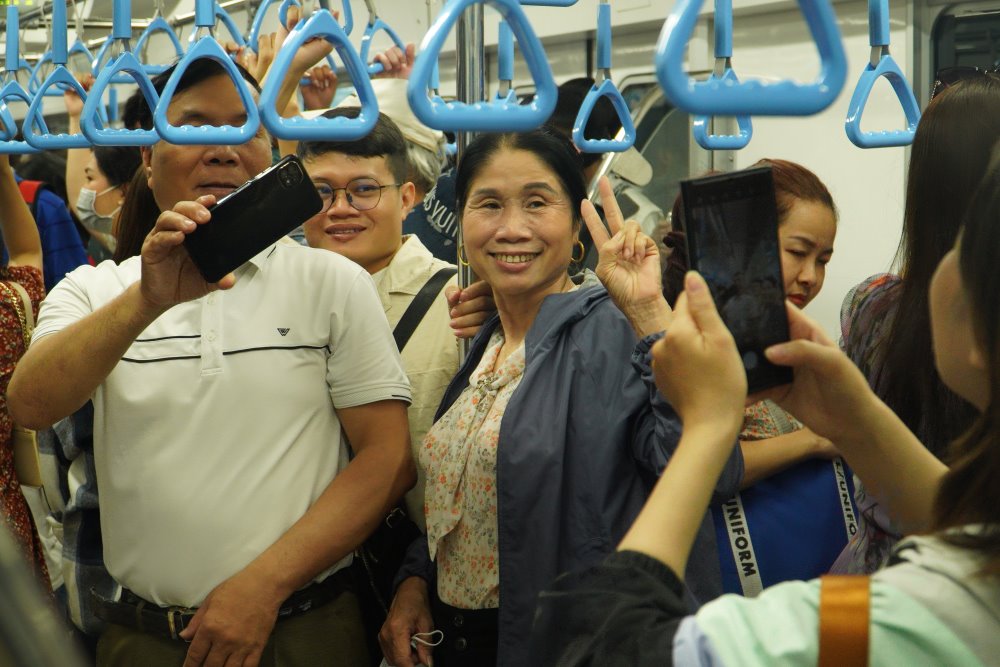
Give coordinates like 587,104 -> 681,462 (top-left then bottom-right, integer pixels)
583,176 -> 673,337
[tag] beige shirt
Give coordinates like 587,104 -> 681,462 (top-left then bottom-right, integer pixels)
379,235 -> 461,531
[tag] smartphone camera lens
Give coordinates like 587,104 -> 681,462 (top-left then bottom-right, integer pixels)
278,162 -> 304,189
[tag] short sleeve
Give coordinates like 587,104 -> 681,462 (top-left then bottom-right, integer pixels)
326,271 -> 412,409
31,265 -> 96,344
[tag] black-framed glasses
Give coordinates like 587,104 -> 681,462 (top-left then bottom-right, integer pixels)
314,178 -> 403,212
930,65 -> 1000,101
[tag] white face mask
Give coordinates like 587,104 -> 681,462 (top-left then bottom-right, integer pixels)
77,186 -> 121,253
76,185 -> 121,234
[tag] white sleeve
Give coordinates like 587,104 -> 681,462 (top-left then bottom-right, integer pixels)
326,271 -> 412,409
31,267 -> 96,343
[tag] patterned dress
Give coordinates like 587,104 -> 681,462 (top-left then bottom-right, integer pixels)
0,265 -> 51,589
833,274 -> 904,573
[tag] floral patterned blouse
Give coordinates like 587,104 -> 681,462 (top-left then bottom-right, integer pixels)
0,265 -> 51,589
420,328 -> 525,609
832,273 -> 903,574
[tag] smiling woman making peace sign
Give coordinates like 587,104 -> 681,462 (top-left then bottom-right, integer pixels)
380,128 -> 742,667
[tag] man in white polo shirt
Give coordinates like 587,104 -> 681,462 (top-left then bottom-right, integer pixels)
8,58 -> 412,667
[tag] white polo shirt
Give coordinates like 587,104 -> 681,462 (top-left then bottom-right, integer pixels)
33,243 -> 411,607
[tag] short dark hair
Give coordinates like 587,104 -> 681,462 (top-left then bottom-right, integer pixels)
93,145 -> 142,188
296,108 -> 410,184
455,127 -> 587,229
128,58 -> 261,131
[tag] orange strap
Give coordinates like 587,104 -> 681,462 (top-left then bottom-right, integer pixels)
818,575 -> 870,667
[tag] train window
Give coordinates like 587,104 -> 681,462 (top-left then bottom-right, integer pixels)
933,8 -> 1000,71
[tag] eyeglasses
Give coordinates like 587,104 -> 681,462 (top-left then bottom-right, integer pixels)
930,65 -> 1000,101
314,178 -> 403,212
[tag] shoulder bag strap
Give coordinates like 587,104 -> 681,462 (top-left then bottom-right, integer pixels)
0,279 -> 33,347
818,575 -> 871,667
392,267 -> 457,353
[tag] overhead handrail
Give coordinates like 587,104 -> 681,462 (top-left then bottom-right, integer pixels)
359,0 -> 406,76
573,0 -> 635,153
495,18 -> 518,103
0,6 -> 43,155
692,0 -> 752,150
408,0 -> 557,132
135,0 -> 185,76
655,0 -> 848,116
155,0 -> 260,145
259,8 -> 378,140
24,0 -> 99,149
843,0 -> 919,148
81,0 -> 161,146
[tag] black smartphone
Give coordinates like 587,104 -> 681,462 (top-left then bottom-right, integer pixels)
183,155 -> 323,283
680,166 -> 793,393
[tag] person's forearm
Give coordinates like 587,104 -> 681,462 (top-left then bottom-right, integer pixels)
8,282 -> 168,429
618,422 -> 739,577
0,163 -> 42,269
835,399 -> 947,532
622,297 -> 673,338
239,433 -> 416,602
739,430 -> 824,489
277,96 -> 301,158
65,116 -> 87,218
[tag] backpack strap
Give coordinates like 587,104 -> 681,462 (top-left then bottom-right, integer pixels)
392,267 -> 457,353
818,575 -> 871,667
17,179 -> 47,220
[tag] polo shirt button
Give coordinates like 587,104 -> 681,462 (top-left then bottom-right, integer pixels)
207,294 -> 216,305
454,637 -> 468,652
206,331 -> 217,342
453,614 -> 463,628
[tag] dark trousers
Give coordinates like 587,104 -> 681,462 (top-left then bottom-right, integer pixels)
430,592 -> 499,667
96,590 -> 370,667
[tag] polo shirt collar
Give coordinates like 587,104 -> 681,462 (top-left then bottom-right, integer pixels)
379,235 -> 441,297
244,243 -> 279,273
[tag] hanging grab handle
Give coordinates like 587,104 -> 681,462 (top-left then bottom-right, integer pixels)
408,0 -> 557,132
259,9 -> 379,140
24,0 -> 97,149
249,0 -> 295,51
135,16 -> 185,75
691,0 -> 753,150
573,80 -> 636,153
214,2 -> 247,47
572,2 -> 635,153
360,17 -> 407,76
81,52 -> 161,145
0,6 -> 42,155
655,0 -> 847,116
154,38 -> 261,145
843,0 -> 919,148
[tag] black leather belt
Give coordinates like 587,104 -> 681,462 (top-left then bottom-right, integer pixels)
93,567 -> 354,642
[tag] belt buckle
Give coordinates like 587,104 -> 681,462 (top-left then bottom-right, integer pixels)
166,607 -> 188,641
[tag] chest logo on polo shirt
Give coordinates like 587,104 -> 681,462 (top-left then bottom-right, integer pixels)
277,328 -> 290,336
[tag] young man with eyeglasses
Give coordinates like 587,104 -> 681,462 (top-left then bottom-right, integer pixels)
297,109 -> 465,536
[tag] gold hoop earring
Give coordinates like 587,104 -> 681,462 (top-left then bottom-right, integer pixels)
571,240 -> 586,264
457,244 -> 470,267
